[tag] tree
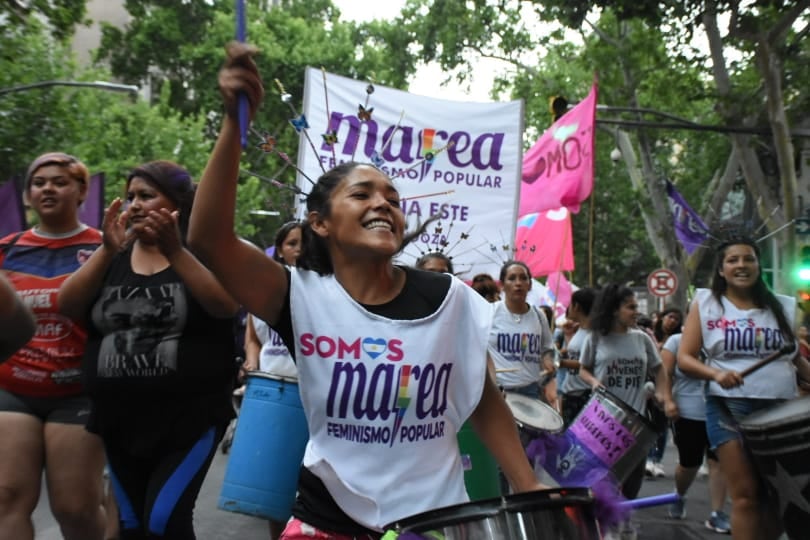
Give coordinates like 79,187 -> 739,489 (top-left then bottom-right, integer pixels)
94,0 -> 420,244
383,0 -> 809,303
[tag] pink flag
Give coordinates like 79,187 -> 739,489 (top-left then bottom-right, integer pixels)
519,82 -> 598,215
514,207 -> 574,277
545,271 -> 573,310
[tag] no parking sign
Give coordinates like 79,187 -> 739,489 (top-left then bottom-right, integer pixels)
647,268 -> 677,298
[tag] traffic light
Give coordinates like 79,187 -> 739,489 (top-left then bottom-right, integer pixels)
797,245 -> 810,312
798,245 -> 810,282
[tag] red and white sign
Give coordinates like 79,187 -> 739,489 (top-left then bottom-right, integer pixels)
647,268 -> 678,298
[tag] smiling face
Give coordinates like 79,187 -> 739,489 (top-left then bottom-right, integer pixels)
27,164 -> 86,231
312,165 -> 405,260
126,176 -> 177,235
719,243 -> 759,291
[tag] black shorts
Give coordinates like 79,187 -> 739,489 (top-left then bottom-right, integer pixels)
671,417 -> 717,468
0,387 -> 91,425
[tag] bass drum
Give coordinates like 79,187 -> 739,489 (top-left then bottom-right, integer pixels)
390,488 -> 601,540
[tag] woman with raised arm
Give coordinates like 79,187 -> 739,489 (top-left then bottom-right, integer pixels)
678,237 -> 810,540
58,160 -> 239,540
0,153 -> 107,540
188,42 -> 543,538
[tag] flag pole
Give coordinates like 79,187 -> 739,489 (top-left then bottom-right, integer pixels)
588,194 -> 595,287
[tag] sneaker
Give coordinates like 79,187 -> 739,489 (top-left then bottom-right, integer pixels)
652,462 -> 666,478
705,511 -> 731,534
698,462 -> 709,477
668,495 -> 686,519
645,460 -> 654,476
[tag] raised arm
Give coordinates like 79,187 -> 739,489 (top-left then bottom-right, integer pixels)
58,198 -> 128,321
187,42 -> 288,326
0,274 -> 35,363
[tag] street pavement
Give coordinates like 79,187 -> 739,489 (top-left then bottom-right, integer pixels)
33,437 -> 729,539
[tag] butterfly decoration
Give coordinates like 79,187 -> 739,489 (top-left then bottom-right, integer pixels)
358,104 -> 374,122
257,133 -> 277,153
460,232 -> 470,240
423,151 -> 436,164
370,150 -> 385,168
435,226 -> 443,234
322,129 -> 338,146
289,114 -> 309,132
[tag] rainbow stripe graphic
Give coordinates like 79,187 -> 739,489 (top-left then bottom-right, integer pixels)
390,365 -> 412,446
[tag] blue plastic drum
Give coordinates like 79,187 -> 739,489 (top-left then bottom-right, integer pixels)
218,373 -> 309,521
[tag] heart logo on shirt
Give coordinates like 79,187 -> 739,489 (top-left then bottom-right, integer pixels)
362,338 -> 387,359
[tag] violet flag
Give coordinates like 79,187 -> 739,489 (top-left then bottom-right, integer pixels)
79,173 -> 105,229
0,179 -> 26,237
514,207 -> 574,277
665,180 -> 709,255
520,82 -> 598,215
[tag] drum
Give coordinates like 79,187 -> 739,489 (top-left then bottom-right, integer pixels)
457,421 -> 501,501
739,395 -> 810,539
505,393 -> 564,436
389,488 -> 601,539
541,387 -> 656,487
218,373 -> 309,521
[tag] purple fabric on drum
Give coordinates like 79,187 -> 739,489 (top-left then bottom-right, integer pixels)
527,434 -> 629,530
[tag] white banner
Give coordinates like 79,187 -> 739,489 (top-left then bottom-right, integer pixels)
296,67 -> 523,279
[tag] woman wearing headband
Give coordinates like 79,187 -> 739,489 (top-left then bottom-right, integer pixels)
0,153 -> 107,539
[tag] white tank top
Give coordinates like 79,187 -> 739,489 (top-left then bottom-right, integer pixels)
252,316 -> 297,378
289,268 -> 492,531
696,288 -> 797,399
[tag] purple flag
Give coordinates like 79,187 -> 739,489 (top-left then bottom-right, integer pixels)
0,179 -> 26,237
665,181 -> 708,255
79,173 -> 105,229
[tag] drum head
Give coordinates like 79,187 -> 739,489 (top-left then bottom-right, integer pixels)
740,395 -> 810,431
505,394 -> 564,433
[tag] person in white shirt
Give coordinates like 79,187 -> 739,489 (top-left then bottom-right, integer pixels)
187,42 -> 544,538
678,237 -> 810,540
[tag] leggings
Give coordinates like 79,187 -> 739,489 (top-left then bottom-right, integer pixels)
106,426 -> 223,539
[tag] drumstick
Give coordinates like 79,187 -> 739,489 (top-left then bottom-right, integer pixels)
740,344 -> 796,378
495,367 -> 521,373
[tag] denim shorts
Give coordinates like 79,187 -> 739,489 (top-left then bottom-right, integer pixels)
704,395 -> 782,450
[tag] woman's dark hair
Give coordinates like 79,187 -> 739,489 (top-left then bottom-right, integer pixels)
127,160 -> 196,239
499,260 -> 532,283
471,273 -> 499,300
711,237 -> 795,342
296,161 -> 431,275
570,287 -> 597,317
539,305 -> 554,329
653,306 -> 683,342
272,220 -> 303,264
415,251 -> 454,274
590,283 -> 636,336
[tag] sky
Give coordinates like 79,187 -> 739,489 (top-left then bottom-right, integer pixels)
331,0 -> 501,102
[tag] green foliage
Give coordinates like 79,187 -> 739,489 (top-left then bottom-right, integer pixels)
0,0 -> 87,40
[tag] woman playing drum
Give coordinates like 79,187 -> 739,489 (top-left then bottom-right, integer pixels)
577,284 -> 675,500
188,42 -> 543,538
678,237 -> 810,540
